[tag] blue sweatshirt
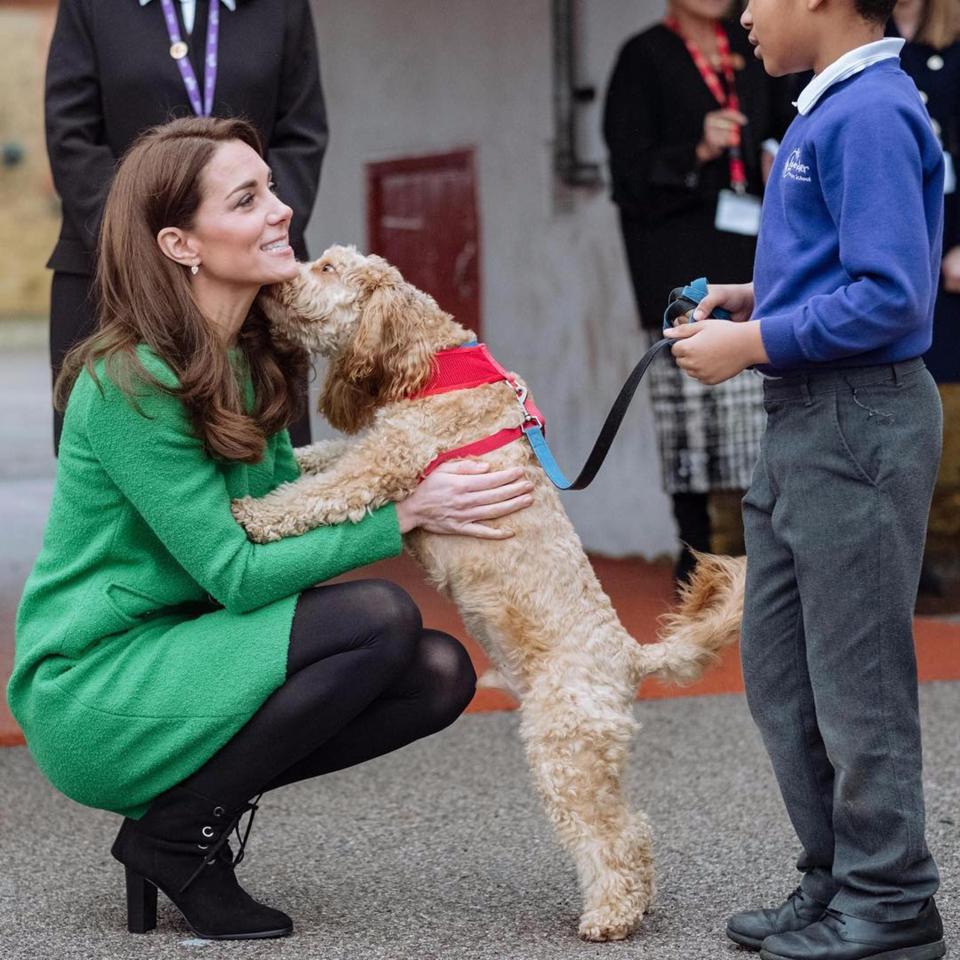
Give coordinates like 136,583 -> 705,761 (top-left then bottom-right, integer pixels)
754,59 -> 945,373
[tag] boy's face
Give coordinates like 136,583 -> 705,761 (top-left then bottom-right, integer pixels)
741,0 -> 814,76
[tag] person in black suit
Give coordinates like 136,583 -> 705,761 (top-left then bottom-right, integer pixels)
889,0 -> 960,384
603,0 -> 793,585
45,0 -> 327,453
888,0 -> 960,600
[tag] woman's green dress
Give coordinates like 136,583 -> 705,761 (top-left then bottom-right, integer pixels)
7,348 -> 401,818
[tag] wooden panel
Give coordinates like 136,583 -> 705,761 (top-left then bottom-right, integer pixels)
367,149 -> 481,338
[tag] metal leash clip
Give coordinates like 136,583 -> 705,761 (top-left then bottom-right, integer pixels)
514,383 -> 543,431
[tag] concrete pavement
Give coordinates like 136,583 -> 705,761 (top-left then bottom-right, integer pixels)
1,684 -> 957,960
1,322 -> 957,958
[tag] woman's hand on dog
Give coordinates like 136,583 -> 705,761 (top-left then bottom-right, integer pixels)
396,460 -> 534,539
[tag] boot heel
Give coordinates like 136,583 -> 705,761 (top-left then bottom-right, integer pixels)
125,867 -> 157,933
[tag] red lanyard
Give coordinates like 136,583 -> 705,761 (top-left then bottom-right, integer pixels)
663,17 -> 747,193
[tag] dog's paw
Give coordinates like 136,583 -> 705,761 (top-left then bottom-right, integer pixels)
230,496 -> 254,524
577,906 -> 642,942
231,497 -> 278,543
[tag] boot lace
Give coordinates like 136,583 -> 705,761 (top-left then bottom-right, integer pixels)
178,792 -> 263,894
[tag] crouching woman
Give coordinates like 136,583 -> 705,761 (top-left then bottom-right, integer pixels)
7,116 -> 533,940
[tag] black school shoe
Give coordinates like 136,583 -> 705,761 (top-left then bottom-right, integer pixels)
727,887 -> 830,950
759,899 -> 945,960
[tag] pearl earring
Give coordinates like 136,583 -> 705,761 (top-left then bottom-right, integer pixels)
190,264 -> 200,276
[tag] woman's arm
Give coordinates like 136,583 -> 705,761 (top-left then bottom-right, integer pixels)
233,418 -> 533,543
81,363 -> 401,616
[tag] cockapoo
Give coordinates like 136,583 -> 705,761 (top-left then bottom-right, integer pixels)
232,245 -> 742,941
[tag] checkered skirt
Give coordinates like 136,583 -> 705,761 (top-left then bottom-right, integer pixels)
643,330 -> 767,494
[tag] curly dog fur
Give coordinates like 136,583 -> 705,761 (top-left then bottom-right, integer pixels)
232,245 -> 738,941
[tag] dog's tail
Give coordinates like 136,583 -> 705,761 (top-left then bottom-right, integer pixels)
630,552 -> 747,685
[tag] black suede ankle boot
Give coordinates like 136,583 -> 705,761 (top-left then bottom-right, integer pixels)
110,785 -> 292,939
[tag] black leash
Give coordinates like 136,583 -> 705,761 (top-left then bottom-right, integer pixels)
523,278 -> 722,490
521,337 -> 673,490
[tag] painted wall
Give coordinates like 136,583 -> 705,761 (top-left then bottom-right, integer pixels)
307,0 -> 678,558
0,4 -> 59,318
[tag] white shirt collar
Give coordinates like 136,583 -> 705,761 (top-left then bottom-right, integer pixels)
794,38 -> 904,115
139,0 -> 237,11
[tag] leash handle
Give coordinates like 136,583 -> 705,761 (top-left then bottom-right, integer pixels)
663,277 -> 731,329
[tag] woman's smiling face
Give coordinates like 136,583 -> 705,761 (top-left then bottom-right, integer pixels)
186,138 -> 299,288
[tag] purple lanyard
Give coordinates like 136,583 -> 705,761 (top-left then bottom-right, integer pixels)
160,0 -> 219,117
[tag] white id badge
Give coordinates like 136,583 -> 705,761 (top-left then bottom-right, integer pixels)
715,189 -> 762,236
944,151 -> 956,195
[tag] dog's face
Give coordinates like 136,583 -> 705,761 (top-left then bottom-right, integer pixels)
261,244 -> 465,433
259,244 -> 377,357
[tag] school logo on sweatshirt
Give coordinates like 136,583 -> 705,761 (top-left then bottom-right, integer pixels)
783,147 -> 812,183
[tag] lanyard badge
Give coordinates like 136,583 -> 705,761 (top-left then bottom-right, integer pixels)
664,17 -> 748,195
161,0 -> 219,117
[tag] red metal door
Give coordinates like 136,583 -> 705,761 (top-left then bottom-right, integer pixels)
367,149 -> 481,338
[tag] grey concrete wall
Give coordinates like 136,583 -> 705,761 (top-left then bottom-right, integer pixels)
306,0 -> 678,558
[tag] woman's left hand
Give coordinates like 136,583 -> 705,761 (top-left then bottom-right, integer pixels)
664,318 -> 769,385
395,460 -> 534,539
942,245 -> 960,293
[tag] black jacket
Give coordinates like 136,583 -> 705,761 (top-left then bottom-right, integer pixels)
603,22 -> 794,326
45,0 -> 327,275
887,22 -> 960,253
603,21 -> 792,223
886,21 -> 960,381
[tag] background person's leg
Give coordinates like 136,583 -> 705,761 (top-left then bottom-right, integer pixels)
286,375 -> 313,446
672,491 -> 712,584
49,271 -> 96,455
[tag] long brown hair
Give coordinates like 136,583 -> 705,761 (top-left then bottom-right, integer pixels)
54,116 -> 309,463
913,0 -> 960,49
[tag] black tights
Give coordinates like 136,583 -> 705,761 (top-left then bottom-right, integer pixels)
173,580 -> 477,807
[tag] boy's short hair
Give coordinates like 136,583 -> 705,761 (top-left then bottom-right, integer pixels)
855,0 -> 896,22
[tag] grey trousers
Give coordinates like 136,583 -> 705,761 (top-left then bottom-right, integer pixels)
740,358 -> 942,922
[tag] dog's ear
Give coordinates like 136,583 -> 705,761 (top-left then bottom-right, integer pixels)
369,281 -> 437,403
321,277 -> 435,433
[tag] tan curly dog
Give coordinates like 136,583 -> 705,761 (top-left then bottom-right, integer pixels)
231,245 -> 742,942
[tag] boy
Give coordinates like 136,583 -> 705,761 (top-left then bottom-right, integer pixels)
664,0 -> 947,957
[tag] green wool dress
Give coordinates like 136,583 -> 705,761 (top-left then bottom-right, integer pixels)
7,347 -> 402,819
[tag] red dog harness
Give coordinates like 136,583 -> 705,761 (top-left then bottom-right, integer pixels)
410,342 -> 546,478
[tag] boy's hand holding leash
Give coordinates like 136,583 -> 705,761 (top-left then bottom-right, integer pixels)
664,281 -> 769,385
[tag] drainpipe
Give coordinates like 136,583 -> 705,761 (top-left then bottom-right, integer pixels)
552,0 -> 602,188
